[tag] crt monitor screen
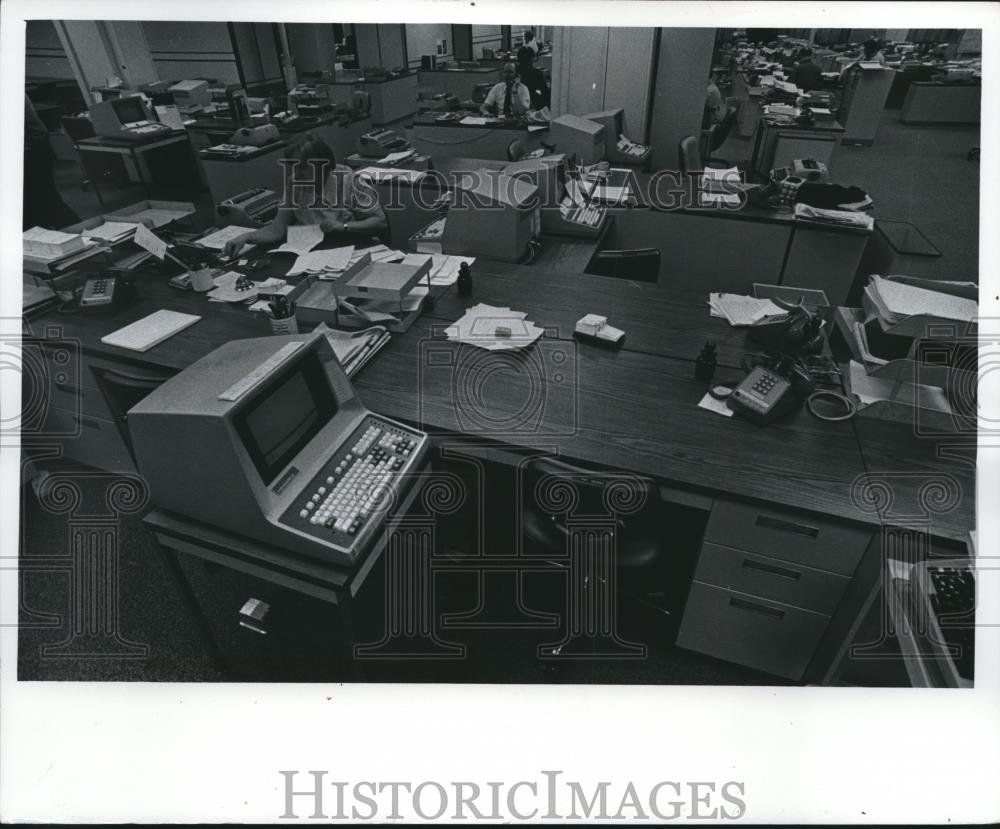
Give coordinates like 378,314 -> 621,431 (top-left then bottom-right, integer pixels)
111,96 -> 147,124
233,350 -> 338,485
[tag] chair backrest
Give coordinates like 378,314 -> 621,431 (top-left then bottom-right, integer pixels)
710,106 -> 738,152
507,139 -> 527,161
521,456 -> 662,569
351,89 -> 371,114
678,135 -> 703,175
61,115 -> 96,143
590,248 -> 660,284
91,366 -> 170,466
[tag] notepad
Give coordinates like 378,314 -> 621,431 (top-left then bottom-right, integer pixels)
101,310 -> 201,352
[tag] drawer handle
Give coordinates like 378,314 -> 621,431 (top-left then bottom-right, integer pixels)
742,558 -> 802,582
755,515 -> 819,539
729,597 -> 785,620
72,413 -> 102,430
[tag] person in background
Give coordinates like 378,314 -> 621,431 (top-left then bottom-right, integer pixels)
524,30 -> 540,55
480,63 -> 531,118
516,47 -> 549,110
704,72 -> 725,127
223,132 -> 386,257
861,37 -> 886,64
787,49 -> 823,92
23,95 -> 79,230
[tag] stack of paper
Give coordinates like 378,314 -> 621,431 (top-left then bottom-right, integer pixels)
708,292 -> 785,327
793,203 -> 874,231
196,225 -> 255,256
356,166 -> 424,183
865,275 -> 978,326
287,246 -> 356,278
445,304 -> 544,351
80,221 -> 141,244
312,322 -> 391,376
23,227 -> 86,258
381,150 -> 417,166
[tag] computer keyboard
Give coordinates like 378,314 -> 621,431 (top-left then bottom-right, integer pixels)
124,120 -> 171,137
280,416 -> 427,557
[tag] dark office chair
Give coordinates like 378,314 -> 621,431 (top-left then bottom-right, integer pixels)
589,248 -> 661,283
61,114 -> 99,193
705,106 -> 738,165
507,139 -> 527,161
679,135 -> 705,176
521,457 -> 670,612
91,366 -> 171,467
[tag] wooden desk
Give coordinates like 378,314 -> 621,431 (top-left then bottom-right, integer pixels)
21,255 -> 974,684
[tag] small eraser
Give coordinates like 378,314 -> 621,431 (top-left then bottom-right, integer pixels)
495,326 -> 511,338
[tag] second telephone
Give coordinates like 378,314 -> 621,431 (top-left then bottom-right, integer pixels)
727,366 -> 796,425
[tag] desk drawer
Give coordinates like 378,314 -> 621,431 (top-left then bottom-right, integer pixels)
45,406 -> 134,473
694,542 -> 849,616
704,499 -> 871,576
676,581 -> 830,681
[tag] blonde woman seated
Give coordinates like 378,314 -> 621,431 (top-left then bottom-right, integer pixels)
223,132 -> 387,257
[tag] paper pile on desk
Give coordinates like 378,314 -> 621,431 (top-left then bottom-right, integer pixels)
356,166 -> 424,183
23,227 -> 86,258
865,274 -> 977,326
80,221 -> 141,244
793,203 -> 874,231
446,304 -> 544,351
196,225 -> 255,256
287,246 -> 355,277
709,292 -> 784,326
312,322 -> 391,377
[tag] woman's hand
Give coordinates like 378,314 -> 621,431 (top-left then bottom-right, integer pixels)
222,232 -> 255,259
320,217 -> 347,234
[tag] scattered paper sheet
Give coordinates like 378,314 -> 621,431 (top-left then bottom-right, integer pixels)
133,223 -> 169,260
698,393 -> 734,417
446,303 -> 544,351
271,224 -> 324,255
708,293 -> 784,327
460,116 -> 489,125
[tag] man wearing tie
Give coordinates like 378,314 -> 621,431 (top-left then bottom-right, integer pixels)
480,63 -> 531,117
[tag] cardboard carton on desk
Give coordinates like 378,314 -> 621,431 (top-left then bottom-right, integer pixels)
294,253 -> 433,333
834,305 -> 977,435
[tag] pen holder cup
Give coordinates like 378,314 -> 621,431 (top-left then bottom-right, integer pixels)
269,315 -> 299,335
190,267 -> 215,293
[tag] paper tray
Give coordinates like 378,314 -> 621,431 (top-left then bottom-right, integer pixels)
103,200 -> 196,229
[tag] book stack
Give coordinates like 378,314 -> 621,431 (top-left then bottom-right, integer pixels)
23,227 -> 85,258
